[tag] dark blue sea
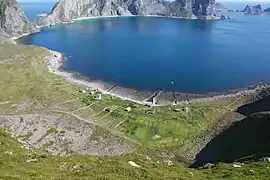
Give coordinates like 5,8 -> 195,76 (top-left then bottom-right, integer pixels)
19,2 -> 270,93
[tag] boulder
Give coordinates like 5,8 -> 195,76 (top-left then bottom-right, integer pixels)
260,157 -> 270,162
202,163 -> 215,169
128,161 -> 140,168
26,159 -> 38,163
125,107 -> 132,112
233,164 -> 241,168
184,107 -> 189,112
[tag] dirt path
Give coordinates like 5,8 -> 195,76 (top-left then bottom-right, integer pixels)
0,101 -> 11,105
114,115 -> 129,128
51,109 -> 139,145
55,98 -> 80,106
72,102 -> 97,113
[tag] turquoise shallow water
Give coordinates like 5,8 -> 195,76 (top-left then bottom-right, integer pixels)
19,4 -> 270,93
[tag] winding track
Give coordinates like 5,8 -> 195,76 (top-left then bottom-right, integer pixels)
51,109 -> 139,145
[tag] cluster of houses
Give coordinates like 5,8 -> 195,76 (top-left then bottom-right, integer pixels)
80,87 -> 190,114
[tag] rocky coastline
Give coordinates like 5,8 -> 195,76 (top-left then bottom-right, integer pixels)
36,0 -> 228,27
45,49 -> 270,107
3,0 -> 267,107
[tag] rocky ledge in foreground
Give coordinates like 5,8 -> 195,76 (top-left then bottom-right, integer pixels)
36,0 -> 226,27
0,114 -> 133,156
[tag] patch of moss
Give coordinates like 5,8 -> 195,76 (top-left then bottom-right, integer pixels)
42,141 -> 54,149
59,130 -> 65,133
38,128 -> 58,143
88,135 -> 101,141
0,127 -> 7,137
19,132 -> 33,141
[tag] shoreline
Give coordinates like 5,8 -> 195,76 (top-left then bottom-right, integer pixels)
10,33 -> 33,44
47,50 -> 149,105
11,33 -> 32,41
13,14 -> 224,41
65,14 -> 223,23
11,15 -> 266,106
36,14 -> 224,29
46,50 -> 267,106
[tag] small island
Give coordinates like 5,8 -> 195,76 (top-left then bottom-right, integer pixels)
238,4 -> 270,15
242,4 -> 263,14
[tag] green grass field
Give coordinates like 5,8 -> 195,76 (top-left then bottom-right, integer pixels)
1,42 -> 270,179
0,42 -> 245,150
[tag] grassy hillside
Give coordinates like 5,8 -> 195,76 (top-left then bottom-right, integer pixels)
1,42 -> 270,179
2,126 -> 270,180
0,42 -> 245,152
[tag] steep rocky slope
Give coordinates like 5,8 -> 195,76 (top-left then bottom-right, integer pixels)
0,114 -> 133,156
0,0 -> 38,39
37,0 -> 217,26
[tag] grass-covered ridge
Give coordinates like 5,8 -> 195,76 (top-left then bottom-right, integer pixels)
1,42 -> 270,179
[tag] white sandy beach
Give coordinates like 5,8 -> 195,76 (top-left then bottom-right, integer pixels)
46,50 -> 150,105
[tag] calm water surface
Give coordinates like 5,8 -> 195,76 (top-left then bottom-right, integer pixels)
18,4 -> 270,93
20,2 -> 55,21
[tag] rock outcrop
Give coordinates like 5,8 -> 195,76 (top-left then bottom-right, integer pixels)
37,0 -> 218,27
264,7 -> 270,13
0,114 -> 133,156
0,0 -> 38,39
213,3 -> 232,12
241,5 -> 263,14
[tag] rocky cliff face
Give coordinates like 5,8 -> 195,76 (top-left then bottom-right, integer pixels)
37,0 -> 217,27
0,0 -> 38,39
241,5 -> 263,14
